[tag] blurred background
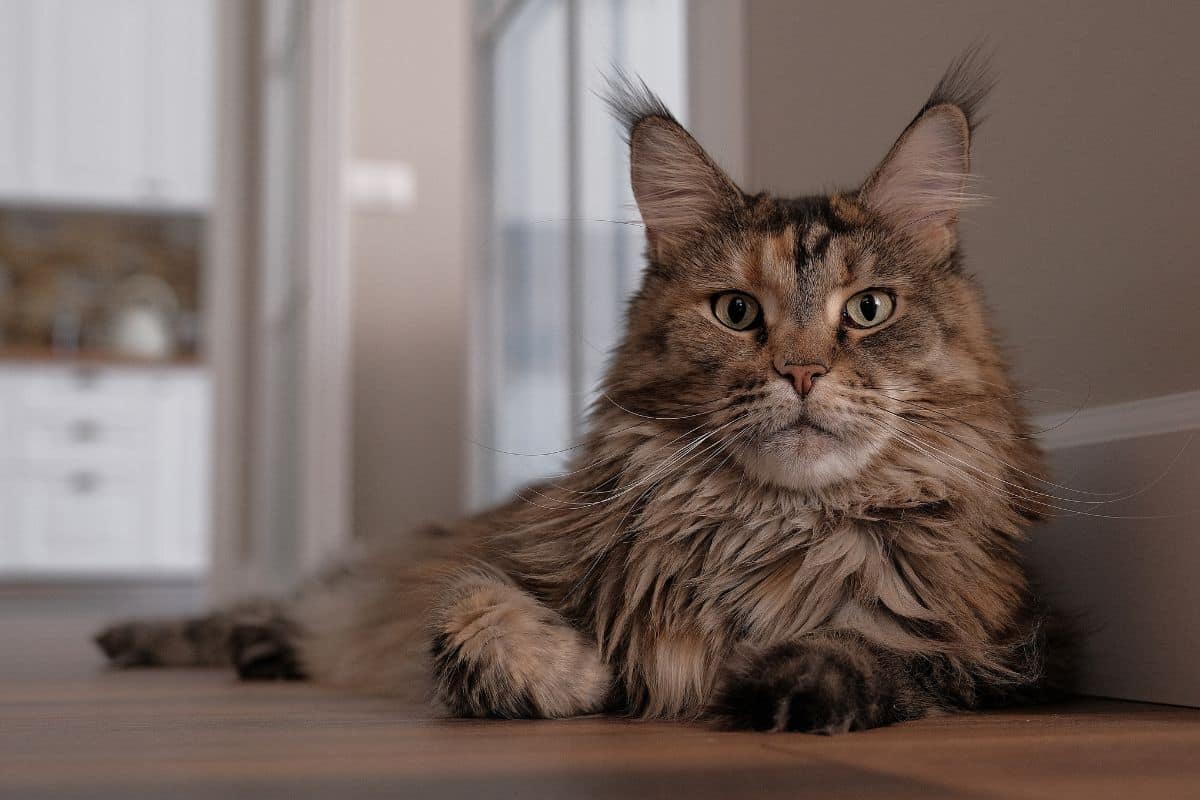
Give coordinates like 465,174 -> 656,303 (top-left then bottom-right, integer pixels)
0,1 -> 1197,706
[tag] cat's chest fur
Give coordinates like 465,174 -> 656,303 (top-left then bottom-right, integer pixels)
592,469 -> 940,716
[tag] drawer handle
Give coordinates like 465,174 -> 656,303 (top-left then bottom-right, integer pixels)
70,419 -> 101,442
71,367 -> 102,388
67,472 -> 101,493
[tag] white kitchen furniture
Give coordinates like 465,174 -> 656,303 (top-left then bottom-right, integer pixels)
0,0 -> 214,209
0,361 -> 210,574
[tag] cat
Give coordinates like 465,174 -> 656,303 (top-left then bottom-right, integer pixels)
96,50 -> 1057,734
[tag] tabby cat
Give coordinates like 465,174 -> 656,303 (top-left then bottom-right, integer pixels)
96,52 -> 1056,734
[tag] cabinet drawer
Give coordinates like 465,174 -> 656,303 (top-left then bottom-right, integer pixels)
6,468 -> 146,570
15,367 -> 153,415
21,401 -> 147,432
18,417 -> 146,464
0,382 -> 12,455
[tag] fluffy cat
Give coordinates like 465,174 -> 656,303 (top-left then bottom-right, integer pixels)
96,51 -> 1056,733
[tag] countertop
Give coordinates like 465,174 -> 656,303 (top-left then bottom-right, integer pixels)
0,346 -> 204,370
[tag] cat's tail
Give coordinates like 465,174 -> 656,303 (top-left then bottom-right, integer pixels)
93,520 -> 471,684
94,595 -> 306,680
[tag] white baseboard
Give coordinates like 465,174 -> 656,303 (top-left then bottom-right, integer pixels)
1035,389 -> 1200,451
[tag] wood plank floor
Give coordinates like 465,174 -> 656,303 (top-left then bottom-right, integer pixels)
3,613 -> 1199,799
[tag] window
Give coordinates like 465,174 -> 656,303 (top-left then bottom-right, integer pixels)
473,0 -> 686,505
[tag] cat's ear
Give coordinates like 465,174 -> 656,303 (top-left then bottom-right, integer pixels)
858,50 -> 992,259
605,73 -> 743,257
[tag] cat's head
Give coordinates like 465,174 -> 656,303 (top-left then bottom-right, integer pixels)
602,52 -> 1027,494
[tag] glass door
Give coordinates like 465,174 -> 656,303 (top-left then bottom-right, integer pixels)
473,0 -> 686,505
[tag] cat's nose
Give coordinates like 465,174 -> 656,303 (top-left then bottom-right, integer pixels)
775,361 -> 827,398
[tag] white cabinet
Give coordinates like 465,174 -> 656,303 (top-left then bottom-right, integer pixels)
145,0 -> 216,206
0,363 -> 211,574
0,370 -> 15,562
0,0 -> 214,209
11,467 -> 146,570
0,0 -> 35,198
32,0 -> 151,204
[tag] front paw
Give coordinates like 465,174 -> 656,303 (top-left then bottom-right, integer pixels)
429,580 -> 611,719
710,639 -> 887,734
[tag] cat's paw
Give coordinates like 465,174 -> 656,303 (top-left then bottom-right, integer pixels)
429,577 -> 611,719
94,619 -> 212,668
95,618 -> 211,668
710,639 -> 887,734
230,621 -> 307,681
94,621 -> 146,667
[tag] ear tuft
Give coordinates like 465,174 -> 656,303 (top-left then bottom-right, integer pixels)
603,69 -> 743,255
922,44 -> 995,132
601,68 -> 678,140
859,47 -> 994,259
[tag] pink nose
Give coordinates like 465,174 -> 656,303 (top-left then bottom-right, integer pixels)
776,362 -> 827,398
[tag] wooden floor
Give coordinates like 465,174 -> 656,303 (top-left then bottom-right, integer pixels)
3,612 -> 1200,799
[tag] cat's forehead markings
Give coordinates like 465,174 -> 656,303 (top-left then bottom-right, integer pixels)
820,235 -> 853,286
801,223 -> 832,264
754,225 -> 798,293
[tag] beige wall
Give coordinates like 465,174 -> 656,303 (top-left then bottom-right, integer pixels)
744,0 -> 1200,408
687,0 -> 748,185
348,1 -> 471,539
744,1 -> 1200,706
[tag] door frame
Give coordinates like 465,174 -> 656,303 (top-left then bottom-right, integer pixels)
296,0 -> 352,574
207,0 -> 352,600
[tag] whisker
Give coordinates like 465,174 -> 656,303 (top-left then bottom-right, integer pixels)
877,416 -> 1195,517
520,413 -> 750,510
542,414 -> 730,498
601,392 -> 730,421
874,391 -> 1082,441
874,390 -> 1078,413
876,406 -> 1127,499
473,394 -> 732,461
529,216 -> 644,227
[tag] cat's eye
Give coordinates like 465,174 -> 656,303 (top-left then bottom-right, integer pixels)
843,290 -> 895,329
711,292 -> 762,331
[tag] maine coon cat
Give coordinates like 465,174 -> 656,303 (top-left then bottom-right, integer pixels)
96,52 -> 1055,733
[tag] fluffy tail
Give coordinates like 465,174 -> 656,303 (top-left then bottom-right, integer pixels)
95,519 -> 491,693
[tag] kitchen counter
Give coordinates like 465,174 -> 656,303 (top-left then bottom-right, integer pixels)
0,347 -> 204,370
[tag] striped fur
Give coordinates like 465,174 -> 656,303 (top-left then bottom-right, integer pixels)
97,52 -> 1058,733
